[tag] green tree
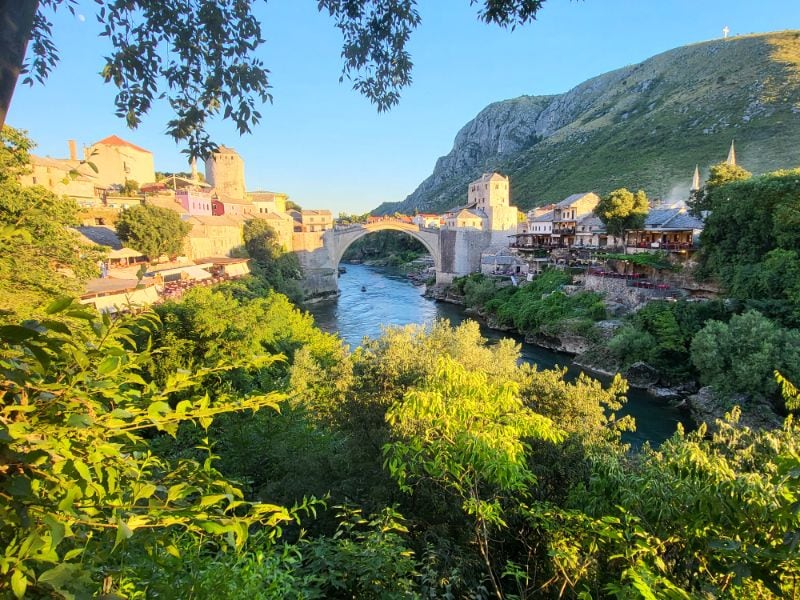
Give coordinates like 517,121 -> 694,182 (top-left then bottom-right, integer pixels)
555,410 -> 800,597
0,301 -> 305,598
4,2 -> 552,156
242,218 -> 303,301
697,168 -> 800,325
594,187 -> 649,238
706,161 -> 752,188
689,161 -> 752,215
115,203 -> 190,261
120,178 -> 140,196
690,309 -> 800,402
385,357 -> 562,598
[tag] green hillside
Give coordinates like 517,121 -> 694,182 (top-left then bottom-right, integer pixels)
376,31 -> 800,214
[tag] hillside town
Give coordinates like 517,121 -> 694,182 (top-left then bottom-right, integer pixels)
23,132 -> 725,312
23,135 -> 335,310
4,7 -> 800,597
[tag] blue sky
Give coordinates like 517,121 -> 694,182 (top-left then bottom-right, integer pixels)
8,0 -> 800,215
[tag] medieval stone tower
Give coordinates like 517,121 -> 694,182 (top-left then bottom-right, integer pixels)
205,145 -> 245,200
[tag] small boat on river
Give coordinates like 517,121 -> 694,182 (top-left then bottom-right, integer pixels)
361,286 -> 367,292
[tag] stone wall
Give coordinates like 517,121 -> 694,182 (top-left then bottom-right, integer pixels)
439,229 -> 491,279
184,223 -> 244,259
583,274 -> 663,311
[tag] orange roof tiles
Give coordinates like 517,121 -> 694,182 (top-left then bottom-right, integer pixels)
94,135 -> 152,154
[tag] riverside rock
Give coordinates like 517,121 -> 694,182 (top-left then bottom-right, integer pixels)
686,387 -> 784,432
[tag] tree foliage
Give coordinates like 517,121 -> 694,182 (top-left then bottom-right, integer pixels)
607,299 -> 731,381
242,218 -> 303,302
689,161 -> 753,215
690,309 -> 800,402
20,1 -> 553,157
594,187 -> 649,238
386,357 -> 562,598
115,203 -> 190,261
0,300 -> 304,599
0,126 -> 103,322
698,168 -> 800,326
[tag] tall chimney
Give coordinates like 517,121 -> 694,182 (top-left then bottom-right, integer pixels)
68,139 -> 77,161
191,157 -> 198,180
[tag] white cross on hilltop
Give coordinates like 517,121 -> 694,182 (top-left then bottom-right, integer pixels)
722,25 -> 730,39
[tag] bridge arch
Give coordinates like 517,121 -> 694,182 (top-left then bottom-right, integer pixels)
331,221 -> 442,272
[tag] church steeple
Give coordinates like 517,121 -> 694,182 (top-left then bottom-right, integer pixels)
726,140 -> 736,166
691,164 -> 701,191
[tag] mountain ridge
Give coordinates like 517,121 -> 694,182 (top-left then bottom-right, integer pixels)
375,31 -> 800,215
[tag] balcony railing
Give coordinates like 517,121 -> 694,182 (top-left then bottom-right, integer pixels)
625,242 -> 697,251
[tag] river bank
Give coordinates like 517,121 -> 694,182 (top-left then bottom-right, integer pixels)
426,278 -> 788,432
428,282 -> 688,391
308,264 -> 691,447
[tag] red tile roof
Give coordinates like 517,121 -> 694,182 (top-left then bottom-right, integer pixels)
94,135 -> 152,154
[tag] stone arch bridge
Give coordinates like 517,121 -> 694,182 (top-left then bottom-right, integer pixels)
295,219 -> 492,298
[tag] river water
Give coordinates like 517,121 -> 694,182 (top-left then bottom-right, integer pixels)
307,263 -> 689,448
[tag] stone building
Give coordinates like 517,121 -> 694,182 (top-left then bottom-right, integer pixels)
205,146 -> 246,201
249,190 -> 288,214
444,208 -> 485,230
295,210 -> 334,233
467,173 -> 519,242
86,135 -> 155,189
19,153 -> 99,205
551,192 -> 600,247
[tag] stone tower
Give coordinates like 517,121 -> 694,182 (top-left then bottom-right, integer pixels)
205,145 -> 246,200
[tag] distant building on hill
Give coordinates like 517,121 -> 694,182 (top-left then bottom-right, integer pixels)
19,151 -> 99,205
443,173 -> 519,243
86,135 -> 155,189
249,190 -> 288,214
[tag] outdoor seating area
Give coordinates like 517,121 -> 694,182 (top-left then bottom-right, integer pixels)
159,274 -> 235,301
626,241 -> 696,251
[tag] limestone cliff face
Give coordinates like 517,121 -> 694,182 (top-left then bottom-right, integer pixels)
375,31 -> 800,214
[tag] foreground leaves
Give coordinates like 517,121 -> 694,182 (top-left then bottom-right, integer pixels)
0,300 -> 301,598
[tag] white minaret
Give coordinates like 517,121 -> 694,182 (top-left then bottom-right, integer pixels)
691,165 -> 701,191
726,140 -> 736,166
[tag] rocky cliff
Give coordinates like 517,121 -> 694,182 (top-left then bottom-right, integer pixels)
375,31 -> 800,214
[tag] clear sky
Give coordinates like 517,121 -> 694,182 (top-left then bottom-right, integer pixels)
8,0 -> 800,215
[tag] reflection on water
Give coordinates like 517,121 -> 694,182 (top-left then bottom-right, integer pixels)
306,263 -> 690,448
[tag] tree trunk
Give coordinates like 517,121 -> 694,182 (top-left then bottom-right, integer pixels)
0,0 -> 39,129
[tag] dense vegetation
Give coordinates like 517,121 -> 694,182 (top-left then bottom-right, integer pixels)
116,204 -> 191,261
2,129 -> 800,598
4,294 -> 800,598
241,219 -> 304,303
453,270 -> 607,338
